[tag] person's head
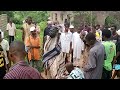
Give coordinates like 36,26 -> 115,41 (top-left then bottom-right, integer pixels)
85,32 -> 96,46
30,26 -> 37,36
47,21 -> 52,27
111,25 -> 117,34
49,26 -> 59,38
9,18 -> 13,24
53,21 -> 59,25
80,31 -> 86,40
69,25 -> 74,33
65,63 -> 74,74
102,29 -> 111,41
27,16 -> 32,25
77,27 -> 83,33
25,19 -> 28,23
9,41 -> 26,63
91,26 -> 96,34
116,29 -> 120,36
96,24 -> 100,30
64,24 -> 69,32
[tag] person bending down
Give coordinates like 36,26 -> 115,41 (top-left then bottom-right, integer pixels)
65,63 -> 84,79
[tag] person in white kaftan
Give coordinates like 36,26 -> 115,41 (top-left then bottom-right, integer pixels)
60,24 -> 72,63
72,28 -> 84,66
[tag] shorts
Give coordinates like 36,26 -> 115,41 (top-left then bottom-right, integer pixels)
113,64 -> 120,70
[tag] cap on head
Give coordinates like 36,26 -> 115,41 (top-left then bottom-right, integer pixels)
116,29 -> 120,36
69,25 -> 74,29
47,21 -> 52,25
30,26 -> 35,32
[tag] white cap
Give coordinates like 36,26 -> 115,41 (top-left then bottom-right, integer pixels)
30,26 -> 35,32
69,25 -> 74,28
116,29 -> 120,35
47,21 -> 52,24
48,17 -> 51,20
108,28 -> 111,30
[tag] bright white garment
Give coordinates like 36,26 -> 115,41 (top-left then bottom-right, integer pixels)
60,32 -> 72,53
72,32 -> 84,60
6,23 -> 16,36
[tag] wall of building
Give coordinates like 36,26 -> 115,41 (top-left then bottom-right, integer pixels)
0,14 -> 7,31
50,11 -> 74,24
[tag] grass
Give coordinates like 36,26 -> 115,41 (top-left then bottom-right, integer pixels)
4,29 -> 43,46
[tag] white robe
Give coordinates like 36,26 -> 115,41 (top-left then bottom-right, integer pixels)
72,32 -> 84,60
60,32 -> 72,53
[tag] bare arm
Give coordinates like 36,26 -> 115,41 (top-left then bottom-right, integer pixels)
83,51 -> 96,72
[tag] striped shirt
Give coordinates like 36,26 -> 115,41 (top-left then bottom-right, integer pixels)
3,61 -> 41,79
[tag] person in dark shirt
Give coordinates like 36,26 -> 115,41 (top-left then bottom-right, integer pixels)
111,30 -> 120,79
110,25 -> 118,42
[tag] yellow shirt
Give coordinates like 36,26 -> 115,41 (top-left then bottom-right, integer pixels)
96,32 -> 100,40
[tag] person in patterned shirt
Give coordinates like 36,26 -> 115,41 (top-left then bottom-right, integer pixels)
65,63 -> 84,79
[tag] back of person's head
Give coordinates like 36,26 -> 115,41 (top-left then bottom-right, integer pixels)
9,41 -> 26,57
49,26 -> 59,38
27,16 -> 32,20
96,24 -> 100,27
102,29 -> 111,39
85,32 -> 96,41
9,18 -> 13,23
65,63 -> 74,74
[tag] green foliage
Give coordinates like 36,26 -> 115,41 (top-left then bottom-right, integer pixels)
105,16 -> 120,28
39,21 -> 47,32
13,11 -> 49,24
16,24 -> 22,29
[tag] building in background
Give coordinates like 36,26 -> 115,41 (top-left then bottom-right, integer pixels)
50,11 -> 74,24
0,14 -> 7,32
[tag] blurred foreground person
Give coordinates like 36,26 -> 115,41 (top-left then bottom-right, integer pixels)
4,41 -> 43,79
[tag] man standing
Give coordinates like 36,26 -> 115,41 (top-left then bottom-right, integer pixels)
60,24 -> 72,63
72,27 -> 84,66
22,16 -> 34,44
83,33 -> 105,79
102,29 -> 116,79
4,41 -> 43,79
32,21 -> 41,35
26,26 -> 41,72
69,25 -> 75,63
6,18 -> 16,45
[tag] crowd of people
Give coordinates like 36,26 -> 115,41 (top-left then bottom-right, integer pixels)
0,16 -> 120,79
43,18 -> 120,79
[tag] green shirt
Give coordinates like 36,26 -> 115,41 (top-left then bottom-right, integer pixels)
102,41 -> 116,71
